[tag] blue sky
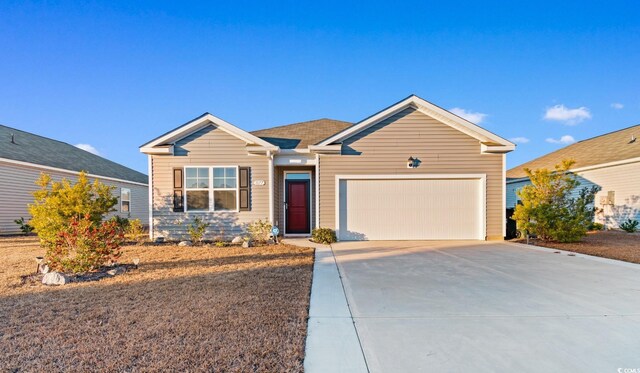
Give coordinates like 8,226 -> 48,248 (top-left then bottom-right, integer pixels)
1,1 -> 639,173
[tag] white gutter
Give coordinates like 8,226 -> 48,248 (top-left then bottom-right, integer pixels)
506,156 -> 640,184
0,157 -> 148,187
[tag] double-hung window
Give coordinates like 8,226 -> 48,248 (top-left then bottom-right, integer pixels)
185,166 -> 238,212
213,167 -> 237,210
121,188 -> 131,213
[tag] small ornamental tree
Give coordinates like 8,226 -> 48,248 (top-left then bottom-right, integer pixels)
28,172 -> 121,272
28,172 -> 118,248
49,215 -> 124,273
512,159 -> 600,242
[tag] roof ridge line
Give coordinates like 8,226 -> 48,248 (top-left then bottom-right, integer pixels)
251,118 -> 351,133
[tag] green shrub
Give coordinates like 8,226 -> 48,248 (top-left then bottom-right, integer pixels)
29,172 -> 117,248
126,219 -> 146,245
247,219 -> 272,244
187,216 -> 209,245
48,214 -> 124,273
513,159 -> 600,243
588,222 -> 604,231
14,217 -> 34,235
109,216 -> 130,233
620,219 -> 639,233
311,228 -> 337,244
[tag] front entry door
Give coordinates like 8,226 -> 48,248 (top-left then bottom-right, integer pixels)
285,180 -> 310,234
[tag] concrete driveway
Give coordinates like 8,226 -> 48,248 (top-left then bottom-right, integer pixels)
306,241 -> 640,372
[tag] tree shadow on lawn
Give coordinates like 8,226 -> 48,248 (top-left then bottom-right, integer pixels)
0,254 -> 313,372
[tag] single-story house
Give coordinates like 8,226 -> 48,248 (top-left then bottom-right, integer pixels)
506,125 -> 640,229
140,95 -> 514,241
0,124 -> 149,235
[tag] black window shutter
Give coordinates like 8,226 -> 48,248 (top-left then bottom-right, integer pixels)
173,168 -> 184,212
239,167 -> 250,211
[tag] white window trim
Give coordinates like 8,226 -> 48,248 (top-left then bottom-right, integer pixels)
121,187 -> 131,213
283,170 -> 313,236
184,166 -> 240,213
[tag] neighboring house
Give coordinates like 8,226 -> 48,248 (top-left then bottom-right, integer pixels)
506,125 -> 640,229
141,95 -> 514,241
0,124 -> 148,235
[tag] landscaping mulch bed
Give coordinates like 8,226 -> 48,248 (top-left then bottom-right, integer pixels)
513,230 -> 640,264
0,236 -> 314,372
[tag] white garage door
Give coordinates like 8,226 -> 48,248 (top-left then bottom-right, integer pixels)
337,177 -> 484,240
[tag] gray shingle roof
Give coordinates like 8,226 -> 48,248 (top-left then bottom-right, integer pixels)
0,124 -> 148,184
251,118 -> 352,149
507,124 -> 640,179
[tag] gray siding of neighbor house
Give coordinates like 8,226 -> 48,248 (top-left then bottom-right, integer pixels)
319,107 -> 505,240
151,125 -> 270,240
273,166 -> 316,232
507,161 -> 640,228
0,161 -> 148,235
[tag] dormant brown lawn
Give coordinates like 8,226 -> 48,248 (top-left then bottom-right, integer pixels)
515,230 -> 640,264
0,237 -> 314,372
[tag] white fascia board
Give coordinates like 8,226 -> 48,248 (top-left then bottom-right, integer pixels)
273,154 -> 316,166
481,143 -> 516,154
140,145 -> 174,155
318,95 -> 514,150
140,113 -> 276,152
308,144 -> 342,154
246,145 -> 280,155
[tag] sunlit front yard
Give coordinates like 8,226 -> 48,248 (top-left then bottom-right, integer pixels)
515,230 -> 640,264
0,236 -> 314,372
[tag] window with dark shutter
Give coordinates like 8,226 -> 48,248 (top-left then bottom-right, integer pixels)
239,167 -> 251,211
173,168 -> 184,212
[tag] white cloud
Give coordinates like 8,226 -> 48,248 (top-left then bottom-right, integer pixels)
509,137 -> 530,144
449,107 -> 487,124
545,135 -> 576,145
611,102 -> 624,109
75,143 -> 101,156
543,104 -> 591,125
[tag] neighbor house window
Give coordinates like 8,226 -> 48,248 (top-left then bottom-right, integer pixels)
121,188 -> 131,213
184,166 -> 238,212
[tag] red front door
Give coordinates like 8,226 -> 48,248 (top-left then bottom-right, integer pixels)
286,180 -> 310,234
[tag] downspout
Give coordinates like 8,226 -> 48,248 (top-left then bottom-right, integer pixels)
315,153 -> 320,229
147,154 -> 154,240
268,151 -> 275,224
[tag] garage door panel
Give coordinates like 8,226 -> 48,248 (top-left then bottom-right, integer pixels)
338,178 -> 482,240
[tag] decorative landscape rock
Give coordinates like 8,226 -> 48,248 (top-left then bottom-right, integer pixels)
107,266 -> 127,276
231,236 -> 244,244
42,272 -> 68,286
178,240 -> 193,247
242,240 -> 253,248
40,264 -> 50,274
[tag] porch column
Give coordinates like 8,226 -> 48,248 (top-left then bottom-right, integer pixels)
315,153 -> 320,229
268,152 -> 275,224
147,154 -> 154,240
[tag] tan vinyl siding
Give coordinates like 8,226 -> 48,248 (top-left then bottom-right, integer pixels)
151,125 -> 270,240
319,107 -> 504,240
273,166 -> 316,233
0,161 -> 148,235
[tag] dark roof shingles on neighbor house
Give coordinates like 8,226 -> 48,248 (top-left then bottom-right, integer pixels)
251,118 -> 352,149
507,124 -> 640,179
0,124 -> 148,184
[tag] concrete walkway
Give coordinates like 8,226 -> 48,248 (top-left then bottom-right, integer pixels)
284,238 -> 368,373
306,240 -> 640,373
